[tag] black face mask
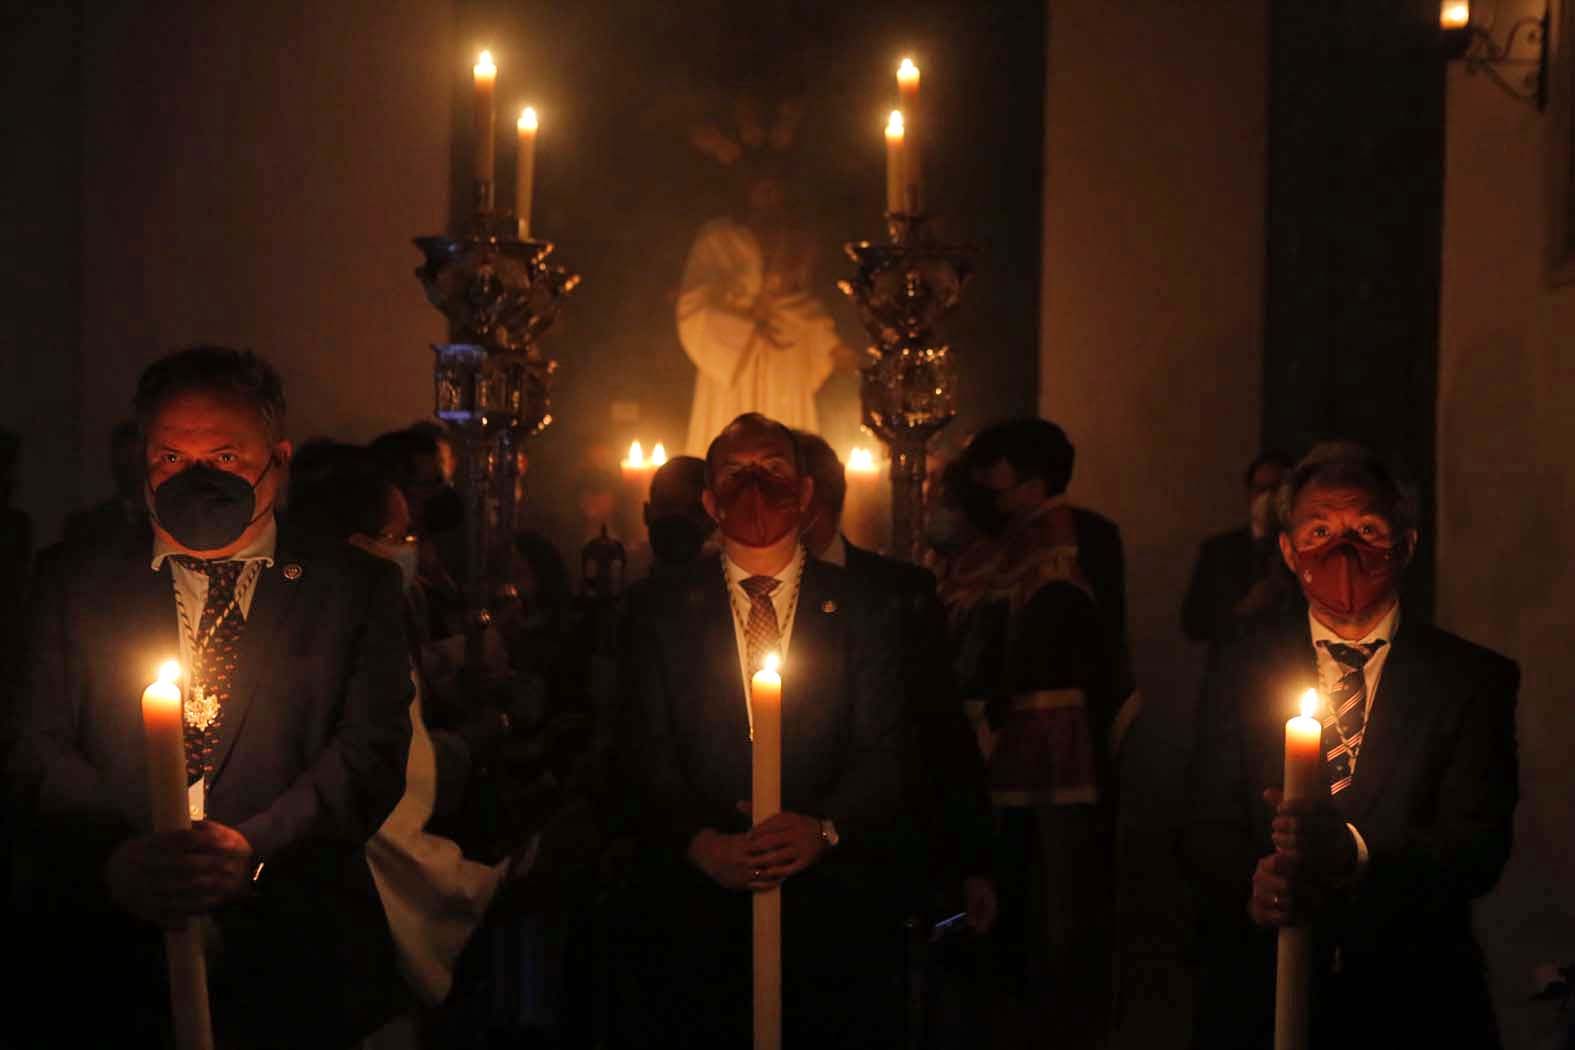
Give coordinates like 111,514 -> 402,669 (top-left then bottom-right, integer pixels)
647,514 -> 711,566
423,485 -> 464,534
958,478 -> 1009,538
151,459 -> 273,552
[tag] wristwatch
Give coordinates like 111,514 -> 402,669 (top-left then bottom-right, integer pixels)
819,818 -> 840,849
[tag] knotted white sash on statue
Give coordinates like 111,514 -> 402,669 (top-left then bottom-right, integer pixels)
677,217 -> 839,453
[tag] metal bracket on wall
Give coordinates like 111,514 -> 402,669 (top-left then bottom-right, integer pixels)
1446,5 -> 1549,110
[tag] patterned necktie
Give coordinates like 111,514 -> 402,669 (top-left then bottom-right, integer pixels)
1318,639 -> 1386,794
740,575 -> 782,674
172,556 -> 248,783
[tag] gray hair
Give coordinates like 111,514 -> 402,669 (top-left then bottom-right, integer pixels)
1276,441 -> 1419,534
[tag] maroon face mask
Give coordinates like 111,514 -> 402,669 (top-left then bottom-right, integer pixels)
714,467 -> 802,549
1292,533 -> 1409,618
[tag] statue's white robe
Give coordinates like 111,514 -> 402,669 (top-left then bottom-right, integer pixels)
677,217 -> 838,453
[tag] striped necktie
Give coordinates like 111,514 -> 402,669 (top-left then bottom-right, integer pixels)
1318,639 -> 1386,794
740,575 -> 781,674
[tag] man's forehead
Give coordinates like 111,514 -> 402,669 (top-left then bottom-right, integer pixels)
1294,482 -> 1384,516
147,390 -> 270,442
717,428 -> 795,464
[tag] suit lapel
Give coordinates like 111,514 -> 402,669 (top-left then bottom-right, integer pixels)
696,561 -> 750,743
783,561 -> 832,726
208,549 -> 304,786
126,556 -> 183,667
1339,625 -> 1426,821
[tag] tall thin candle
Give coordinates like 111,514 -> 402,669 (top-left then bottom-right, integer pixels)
472,51 -> 498,204
896,58 -> 922,213
516,106 -> 538,240
884,111 -> 905,215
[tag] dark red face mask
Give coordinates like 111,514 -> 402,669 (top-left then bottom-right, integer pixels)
1292,533 -> 1409,618
714,466 -> 802,549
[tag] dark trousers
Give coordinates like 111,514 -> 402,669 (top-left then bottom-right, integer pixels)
607,854 -> 906,1049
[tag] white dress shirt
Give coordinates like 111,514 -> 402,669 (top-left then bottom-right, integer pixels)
1308,601 -> 1401,741
152,519 -> 278,672
722,543 -> 806,734
1306,600 -> 1401,872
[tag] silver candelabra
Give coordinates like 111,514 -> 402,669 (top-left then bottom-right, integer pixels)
839,212 -> 974,563
413,210 -> 580,672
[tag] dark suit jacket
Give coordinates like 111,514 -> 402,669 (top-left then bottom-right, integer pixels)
612,553 -> 908,1046
11,529 -> 413,1049
1071,507 -> 1133,700
1181,526 -> 1300,665
1180,613 -> 1519,1050
620,553 -> 905,856
1181,526 -> 1257,645
842,540 -> 992,889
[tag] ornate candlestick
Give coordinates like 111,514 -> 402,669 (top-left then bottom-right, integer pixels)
839,212 -> 973,563
414,214 -> 579,673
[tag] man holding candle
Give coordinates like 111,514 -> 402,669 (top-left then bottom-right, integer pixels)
613,412 -> 907,1048
1182,442 -> 1519,1049
12,347 -> 412,1049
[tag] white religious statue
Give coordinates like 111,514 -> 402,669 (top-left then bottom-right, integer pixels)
679,105 -> 852,452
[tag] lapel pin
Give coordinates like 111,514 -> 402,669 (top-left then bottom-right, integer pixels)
821,599 -> 837,614
283,563 -> 303,581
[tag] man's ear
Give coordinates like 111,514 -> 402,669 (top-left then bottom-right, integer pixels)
1400,529 -> 1420,567
701,489 -> 721,524
272,439 -> 293,467
1278,532 -> 1298,575
798,475 -> 814,512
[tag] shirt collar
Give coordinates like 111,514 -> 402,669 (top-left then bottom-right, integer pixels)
152,518 -> 278,571
1308,599 -> 1401,650
820,532 -> 848,568
723,541 -> 805,589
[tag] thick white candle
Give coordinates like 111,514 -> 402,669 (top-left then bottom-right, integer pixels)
515,106 -> 538,239
141,661 -> 214,1050
751,653 -> 782,1050
1275,688 -> 1322,1050
841,447 -> 890,553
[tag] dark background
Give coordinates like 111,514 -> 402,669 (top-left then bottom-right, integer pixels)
450,0 -> 1045,544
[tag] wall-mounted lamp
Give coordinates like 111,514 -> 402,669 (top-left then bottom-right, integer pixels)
1440,1 -> 1549,110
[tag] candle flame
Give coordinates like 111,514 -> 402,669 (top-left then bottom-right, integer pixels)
885,110 -> 905,141
1299,688 -> 1320,720
1439,1 -> 1470,29
847,447 -> 879,473
762,652 -> 781,675
651,442 -> 668,466
474,50 -> 496,78
518,106 -> 539,132
158,660 -> 182,684
897,57 -> 920,84
624,440 -> 645,468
